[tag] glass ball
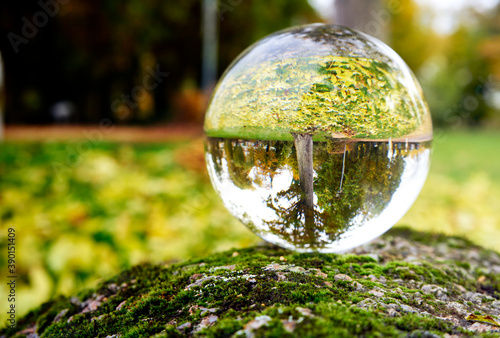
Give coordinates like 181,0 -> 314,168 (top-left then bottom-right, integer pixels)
204,24 -> 432,252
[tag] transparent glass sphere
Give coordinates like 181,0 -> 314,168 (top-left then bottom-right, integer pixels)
204,24 -> 432,252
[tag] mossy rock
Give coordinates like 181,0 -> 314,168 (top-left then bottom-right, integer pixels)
3,227 -> 500,337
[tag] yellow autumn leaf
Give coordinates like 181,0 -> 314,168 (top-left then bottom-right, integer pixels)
466,314 -> 500,327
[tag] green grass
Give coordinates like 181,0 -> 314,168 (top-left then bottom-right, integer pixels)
0,129 -> 499,326
430,129 -> 500,182
399,129 -> 500,252
205,125 -> 347,141
205,125 -> 297,141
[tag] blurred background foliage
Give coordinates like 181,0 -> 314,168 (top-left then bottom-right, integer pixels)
0,0 -> 318,124
1,0 -> 500,327
0,140 -> 261,323
0,0 -> 499,126
389,0 -> 500,127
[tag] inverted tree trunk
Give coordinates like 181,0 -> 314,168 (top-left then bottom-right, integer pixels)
293,133 -> 314,210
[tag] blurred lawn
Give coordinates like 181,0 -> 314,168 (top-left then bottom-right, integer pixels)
400,129 -> 500,249
1,130 -> 499,324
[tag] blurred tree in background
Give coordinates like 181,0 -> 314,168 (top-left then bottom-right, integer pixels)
387,0 -> 500,127
0,0 -> 318,124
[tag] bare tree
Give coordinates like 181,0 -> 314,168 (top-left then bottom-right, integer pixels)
201,0 -> 219,95
292,133 -> 314,210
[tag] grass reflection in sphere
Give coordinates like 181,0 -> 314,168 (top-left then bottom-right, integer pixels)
204,24 -> 432,252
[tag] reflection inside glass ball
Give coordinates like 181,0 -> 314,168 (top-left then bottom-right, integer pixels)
204,24 -> 432,252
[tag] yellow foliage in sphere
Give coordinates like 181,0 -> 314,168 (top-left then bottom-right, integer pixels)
205,24 -> 432,141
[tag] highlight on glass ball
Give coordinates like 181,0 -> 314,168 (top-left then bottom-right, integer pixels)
204,24 -> 432,252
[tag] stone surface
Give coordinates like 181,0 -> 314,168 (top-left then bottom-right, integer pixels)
1,227 -> 500,337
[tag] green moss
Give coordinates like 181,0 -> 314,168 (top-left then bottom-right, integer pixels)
388,227 -> 478,250
385,293 -> 404,300
2,227 -> 500,337
456,261 -> 472,270
422,294 -> 436,300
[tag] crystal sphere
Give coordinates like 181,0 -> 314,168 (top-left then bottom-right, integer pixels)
204,24 -> 432,252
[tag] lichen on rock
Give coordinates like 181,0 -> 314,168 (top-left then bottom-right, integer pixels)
2,227 -> 500,337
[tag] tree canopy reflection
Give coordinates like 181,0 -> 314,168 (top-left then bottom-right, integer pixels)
206,137 -> 426,250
